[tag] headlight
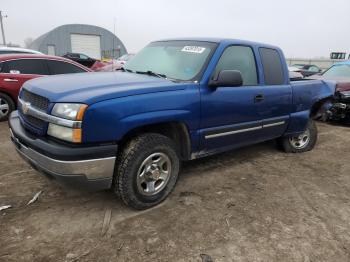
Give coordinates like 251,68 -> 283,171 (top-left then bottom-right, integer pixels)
48,103 -> 87,143
51,103 -> 88,120
48,123 -> 82,143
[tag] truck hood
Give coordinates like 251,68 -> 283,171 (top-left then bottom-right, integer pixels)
22,72 -> 189,104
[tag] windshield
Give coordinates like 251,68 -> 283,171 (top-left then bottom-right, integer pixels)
124,41 -> 217,81
322,64 -> 350,77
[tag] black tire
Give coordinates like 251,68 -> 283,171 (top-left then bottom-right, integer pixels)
114,133 -> 180,210
0,93 -> 15,122
279,119 -> 318,153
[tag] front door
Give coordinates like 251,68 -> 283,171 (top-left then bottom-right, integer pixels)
200,45 -> 265,154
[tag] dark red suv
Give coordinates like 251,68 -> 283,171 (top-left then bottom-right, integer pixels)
0,54 -> 91,121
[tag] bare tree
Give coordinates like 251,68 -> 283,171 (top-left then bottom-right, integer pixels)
24,37 -> 33,48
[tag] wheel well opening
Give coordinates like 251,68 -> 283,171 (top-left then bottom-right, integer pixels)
0,91 -> 17,109
121,122 -> 191,160
310,98 -> 332,119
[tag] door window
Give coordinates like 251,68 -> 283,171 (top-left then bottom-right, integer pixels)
47,60 -> 86,74
214,46 -> 258,86
1,59 -> 49,75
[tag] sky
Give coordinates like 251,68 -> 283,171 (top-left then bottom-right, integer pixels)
1,0 -> 350,58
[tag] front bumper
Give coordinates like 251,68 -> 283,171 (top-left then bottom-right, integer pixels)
9,111 -> 118,191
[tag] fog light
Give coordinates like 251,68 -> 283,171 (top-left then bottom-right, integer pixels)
47,123 -> 82,143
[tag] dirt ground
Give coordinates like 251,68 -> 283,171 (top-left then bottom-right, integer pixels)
1,121 -> 350,262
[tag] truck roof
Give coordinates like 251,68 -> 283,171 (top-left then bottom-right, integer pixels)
155,37 -> 280,50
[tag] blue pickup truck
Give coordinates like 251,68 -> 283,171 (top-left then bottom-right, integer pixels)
9,38 -> 335,209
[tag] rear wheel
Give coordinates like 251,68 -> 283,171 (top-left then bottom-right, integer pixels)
0,93 -> 15,122
279,119 -> 317,153
114,133 -> 180,209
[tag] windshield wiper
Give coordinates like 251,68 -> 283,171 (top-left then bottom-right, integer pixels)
117,67 -> 133,73
135,70 -> 167,79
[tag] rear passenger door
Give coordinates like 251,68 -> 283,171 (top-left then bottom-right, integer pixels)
257,48 -> 292,140
46,60 -> 87,75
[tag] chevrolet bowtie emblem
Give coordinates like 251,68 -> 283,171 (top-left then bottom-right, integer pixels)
22,102 -> 31,114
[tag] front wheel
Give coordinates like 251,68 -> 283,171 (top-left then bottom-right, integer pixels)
0,93 -> 15,122
279,119 -> 318,153
114,133 -> 180,210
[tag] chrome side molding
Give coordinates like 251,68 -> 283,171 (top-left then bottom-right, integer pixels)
205,126 -> 262,139
205,121 -> 286,139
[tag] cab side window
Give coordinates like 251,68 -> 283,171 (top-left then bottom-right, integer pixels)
214,46 -> 258,86
259,48 -> 285,85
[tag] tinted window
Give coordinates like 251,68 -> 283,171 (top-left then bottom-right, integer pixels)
260,48 -> 285,85
66,53 -> 78,58
2,59 -> 49,75
214,46 -> 258,86
309,66 -> 319,72
47,60 -> 86,74
79,54 -> 89,59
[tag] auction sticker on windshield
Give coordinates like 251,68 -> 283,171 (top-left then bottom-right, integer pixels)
181,46 -> 206,54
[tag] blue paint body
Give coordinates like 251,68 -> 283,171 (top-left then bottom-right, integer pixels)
22,38 -> 336,159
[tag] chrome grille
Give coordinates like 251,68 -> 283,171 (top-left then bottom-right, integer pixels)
19,89 -> 49,134
21,89 -> 49,111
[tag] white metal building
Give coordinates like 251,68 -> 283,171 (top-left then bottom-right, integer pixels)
29,24 -> 127,59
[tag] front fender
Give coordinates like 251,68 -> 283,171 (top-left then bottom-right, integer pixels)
117,110 -> 191,136
82,87 -> 200,143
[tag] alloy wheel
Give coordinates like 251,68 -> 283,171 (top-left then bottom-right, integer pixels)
136,152 -> 172,196
289,129 -> 310,149
0,98 -> 10,118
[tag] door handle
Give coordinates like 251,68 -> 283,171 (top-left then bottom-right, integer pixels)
4,78 -> 19,82
254,94 -> 264,103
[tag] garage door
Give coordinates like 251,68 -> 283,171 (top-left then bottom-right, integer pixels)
70,34 -> 101,59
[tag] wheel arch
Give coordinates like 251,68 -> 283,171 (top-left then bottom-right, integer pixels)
309,97 -> 333,120
0,89 -> 17,109
120,121 -> 192,161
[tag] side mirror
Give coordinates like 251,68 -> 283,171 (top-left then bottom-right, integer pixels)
209,70 -> 243,88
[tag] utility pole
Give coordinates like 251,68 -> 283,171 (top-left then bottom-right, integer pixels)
0,11 -> 7,46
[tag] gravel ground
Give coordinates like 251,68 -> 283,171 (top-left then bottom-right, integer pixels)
1,121 -> 350,262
